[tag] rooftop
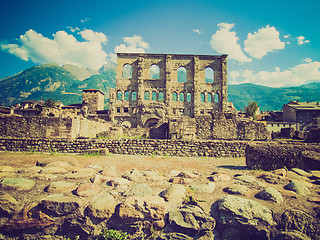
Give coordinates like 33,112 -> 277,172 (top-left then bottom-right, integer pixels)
285,101 -> 320,111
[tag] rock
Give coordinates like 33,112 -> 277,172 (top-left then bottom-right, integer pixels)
279,209 -> 318,239
41,166 -> 69,174
284,182 -> 311,196
290,168 -> 311,177
257,173 -> 288,185
159,184 -> 186,203
191,182 -> 216,194
143,169 -> 160,178
122,168 -> 146,182
166,205 -> 215,236
157,232 -> 192,240
41,195 -> 82,215
273,168 -> 287,177
223,184 -> 249,196
212,195 -> 275,240
102,165 -> 118,177
169,177 -> 193,185
168,170 -> 182,178
36,156 -> 79,168
210,173 -> 231,182
0,178 -> 36,191
123,183 -> 152,196
255,187 -> 283,203
87,164 -> 104,172
176,171 -> 198,179
76,182 -> 101,197
65,168 -> 96,179
310,170 -> 320,179
0,165 -> 15,172
86,192 -> 116,219
45,161 -> 75,170
116,195 -> 166,222
274,230 -> 312,240
234,175 -> 265,189
45,181 -> 78,193
0,192 -> 18,216
106,177 -> 131,187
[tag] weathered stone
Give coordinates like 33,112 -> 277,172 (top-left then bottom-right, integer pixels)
122,168 -> 146,182
46,181 -> 78,193
257,173 -> 288,185
106,177 -> 131,187
290,168 -> 311,177
212,195 -> 275,240
166,205 -> 215,235
102,165 -> 118,177
76,182 -> 101,197
0,165 -> 15,172
123,183 -> 152,196
0,192 -> 18,216
41,166 -> 69,174
255,187 -> 283,203
223,184 -> 249,196
157,232 -> 192,240
65,168 -> 96,179
284,182 -> 311,196
176,171 -> 198,179
274,230 -> 312,240
0,178 -> 36,191
210,173 -> 231,182
159,184 -> 186,203
169,177 -> 193,185
273,168 -> 287,177
191,182 -> 216,194
86,192 -> 116,219
234,175 -> 265,189
41,195 -> 82,215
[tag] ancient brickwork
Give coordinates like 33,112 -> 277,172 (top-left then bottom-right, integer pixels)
82,89 -> 105,114
109,53 -> 228,128
0,138 -> 247,157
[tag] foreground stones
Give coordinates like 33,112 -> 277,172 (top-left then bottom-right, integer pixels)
0,154 -> 319,240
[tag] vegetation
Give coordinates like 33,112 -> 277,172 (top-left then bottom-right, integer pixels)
44,98 -> 59,107
245,101 -> 259,119
96,229 -> 128,240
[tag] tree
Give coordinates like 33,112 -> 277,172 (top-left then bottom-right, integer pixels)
44,98 -> 59,108
246,101 -> 258,119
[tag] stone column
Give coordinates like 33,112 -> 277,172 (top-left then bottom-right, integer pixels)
221,54 -> 228,112
193,56 -> 200,116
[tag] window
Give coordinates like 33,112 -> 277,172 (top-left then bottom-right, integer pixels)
116,91 -> 122,101
172,92 -> 177,101
124,107 -> 129,113
179,92 -> 184,102
116,107 -> 121,113
131,91 -> 137,101
150,65 -> 160,79
214,94 -> 219,103
187,92 -> 192,102
122,64 -> 132,78
152,91 -> 157,101
124,91 -> 129,101
207,93 -> 212,103
200,93 -> 205,103
200,109 -> 204,114
159,91 -> 164,101
177,67 -> 186,82
144,91 -> 150,100
205,67 -> 214,83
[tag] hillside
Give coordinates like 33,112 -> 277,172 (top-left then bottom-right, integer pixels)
0,63 -> 319,111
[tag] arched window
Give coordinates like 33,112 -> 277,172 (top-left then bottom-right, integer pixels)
131,91 -> 137,101
205,67 -> 214,83
159,91 -> 164,101
124,91 -> 129,101
172,92 -> 177,101
117,90 -> 122,101
150,65 -> 160,79
152,91 -> 157,101
144,91 -> 150,100
187,92 -> 192,102
177,67 -> 186,82
179,92 -> 184,102
200,93 -> 205,103
207,93 -> 212,103
122,64 -> 132,79
214,93 -> 219,103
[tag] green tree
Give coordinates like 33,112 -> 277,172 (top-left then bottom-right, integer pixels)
246,101 -> 258,119
44,98 -> 59,108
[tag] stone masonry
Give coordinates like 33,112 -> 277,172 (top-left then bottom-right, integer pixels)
109,53 -> 228,128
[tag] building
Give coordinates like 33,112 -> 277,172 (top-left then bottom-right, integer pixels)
283,101 -> 320,131
82,89 -> 105,115
109,53 -> 228,128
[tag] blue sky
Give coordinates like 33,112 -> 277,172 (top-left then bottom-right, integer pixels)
0,0 -> 319,88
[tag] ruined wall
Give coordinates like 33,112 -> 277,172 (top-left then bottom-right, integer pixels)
0,115 -> 111,139
82,90 -> 105,114
0,138 -> 247,157
110,53 -> 228,128
196,116 -> 271,140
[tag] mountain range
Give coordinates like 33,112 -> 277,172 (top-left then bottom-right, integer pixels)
0,63 -> 319,111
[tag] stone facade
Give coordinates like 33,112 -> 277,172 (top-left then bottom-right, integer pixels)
82,89 -> 105,115
0,138 -> 247,158
109,53 -> 228,128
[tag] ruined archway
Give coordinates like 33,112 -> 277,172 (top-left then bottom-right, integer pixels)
144,118 -> 159,128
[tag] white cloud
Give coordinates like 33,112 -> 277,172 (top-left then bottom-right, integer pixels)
81,18 -> 90,23
297,36 -> 310,45
192,29 -> 201,34
67,26 -> 80,33
230,61 -> 320,87
210,23 -> 252,63
284,34 -> 290,38
304,58 -> 312,63
114,35 -> 149,53
244,25 -> 285,59
0,29 -> 108,69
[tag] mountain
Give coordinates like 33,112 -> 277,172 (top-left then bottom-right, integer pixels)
0,63 -> 319,111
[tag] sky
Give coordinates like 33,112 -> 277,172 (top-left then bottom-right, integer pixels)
0,0 -> 319,88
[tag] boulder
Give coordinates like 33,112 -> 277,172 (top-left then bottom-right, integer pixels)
234,175 -> 265,189
274,230 -> 312,240
159,184 -> 186,203
65,168 -> 97,179
123,183 -> 152,197
284,182 -> 311,196
290,168 -> 311,177
255,187 -> 283,203
0,192 -> 18,216
211,195 -> 275,240
0,178 -> 36,191
157,232 -> 193,240
86,192 -> 116,219
210,173 -> 231,182
102,165 -> 118,177
45,181 -> 78,193
122,168 -> 146,182
223,184 -> 249,196
190,182 -> 216,194
301,151 -> 320,171
76,182 -> 101,197
41,195 -> 82,215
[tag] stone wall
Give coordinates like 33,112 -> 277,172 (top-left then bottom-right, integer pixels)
0,115 -> 111,139
196,116 -> 271,140
0,138 -> 247,157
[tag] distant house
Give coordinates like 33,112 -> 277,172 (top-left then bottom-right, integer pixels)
283,101 -> 320,131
